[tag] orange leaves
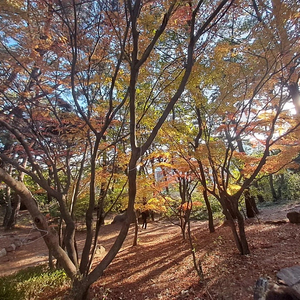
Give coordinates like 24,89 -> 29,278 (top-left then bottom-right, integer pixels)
179,201 -> 203,211
170,3 -> 192,26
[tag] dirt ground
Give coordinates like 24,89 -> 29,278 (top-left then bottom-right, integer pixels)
0,202 -> 300,300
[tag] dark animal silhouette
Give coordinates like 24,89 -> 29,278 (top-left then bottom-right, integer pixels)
254,278 -> 300,300
141,210 -> 150,229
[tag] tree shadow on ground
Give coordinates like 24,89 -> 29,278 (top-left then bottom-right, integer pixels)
89,214 -> 300,300
91,229 -> 193,300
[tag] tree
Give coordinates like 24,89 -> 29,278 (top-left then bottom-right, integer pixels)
165,0 -> 300,254
0,0 -> 234,298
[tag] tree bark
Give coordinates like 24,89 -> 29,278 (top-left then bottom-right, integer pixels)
133,210 -> 139,246
2,186 -> 12,228
235,209 -> 250,255
222,207 -> 243,254
5,194 -> 21,229
244,189 -> 258,218
0,168 -> 78,279
72,153 -> 140,300
203,190 -> 215,233
269,174 -> 278,202
219,194 -> 250,255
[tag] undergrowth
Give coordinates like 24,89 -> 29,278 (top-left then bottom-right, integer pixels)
0,265 -> 70,300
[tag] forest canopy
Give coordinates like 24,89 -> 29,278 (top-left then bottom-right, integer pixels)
0,0 -> 299,299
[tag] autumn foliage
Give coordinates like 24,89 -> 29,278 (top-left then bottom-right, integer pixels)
0,0 -> 300,299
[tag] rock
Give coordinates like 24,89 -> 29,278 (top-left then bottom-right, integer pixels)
277,265 -> 300,286
14,240 -> 22,248
111,211 -> 135,224
287,211 -> 300,224
6,244 -> 16,252
293,283 -> 300,295
95,245 -> 106,255
111,212 -> 127,224
0,248 -> 7,257
254,277 -> 300,300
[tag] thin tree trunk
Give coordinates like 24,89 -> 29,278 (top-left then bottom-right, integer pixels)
133,212 -> 139,246
244,189 -> 255,218
223,207 -> 243,254
250,195 -> 259,215
203,190 -> 215,233
5,194 -> 21,229
49,248 -> 54,270
236,209 -> 250,254
2,186 -> 12,228
269,174 -> 278,202
187,217 -> 204,280
277,174 -> 284,200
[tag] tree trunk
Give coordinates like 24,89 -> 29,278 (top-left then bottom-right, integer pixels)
181,218 -> 186,240
235,209 -> 250,255
187,218 -> 204,280
203,190 -> 215,233
0,168 -> 78,279
63,220 -> 78,267
222,206 -> 243,254
269,174 -> 278,202
2,186 -> 12,228
257,194 -> 265,203
133,211 -> 139,246
244,189 -> 257,218
277,174 -> 284,200
219,195 -> 250,255
251,195 -> 259,215
5,194 -> 21,229
224,195 -> 237,219
72,153 -> 140,299
49,248 -> 54,270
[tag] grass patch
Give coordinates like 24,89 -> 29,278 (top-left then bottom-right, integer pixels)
0,265 -> 70,300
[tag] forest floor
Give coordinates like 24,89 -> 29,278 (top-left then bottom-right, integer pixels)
0,201 -> 300,300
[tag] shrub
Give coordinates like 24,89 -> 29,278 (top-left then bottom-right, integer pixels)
0,265 -> 70,300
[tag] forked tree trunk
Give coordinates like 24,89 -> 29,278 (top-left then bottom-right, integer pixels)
220,195 -> 250,255
72,152 -> 140,300
0,168 -> 78,279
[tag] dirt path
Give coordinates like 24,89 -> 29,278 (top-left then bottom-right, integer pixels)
0,202 -> 300,300
0,214 -> 181,277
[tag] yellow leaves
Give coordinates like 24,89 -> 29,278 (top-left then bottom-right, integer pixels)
58,35 -> 68,44
145,150 -> 171,162
294,12 -> 300,19
156,161 -> 174,169
227,184 -> 241,195
257,111 -> 276,121
136,197 -> 167,213
213,42 -> 232,61
0,0 -> 26,16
